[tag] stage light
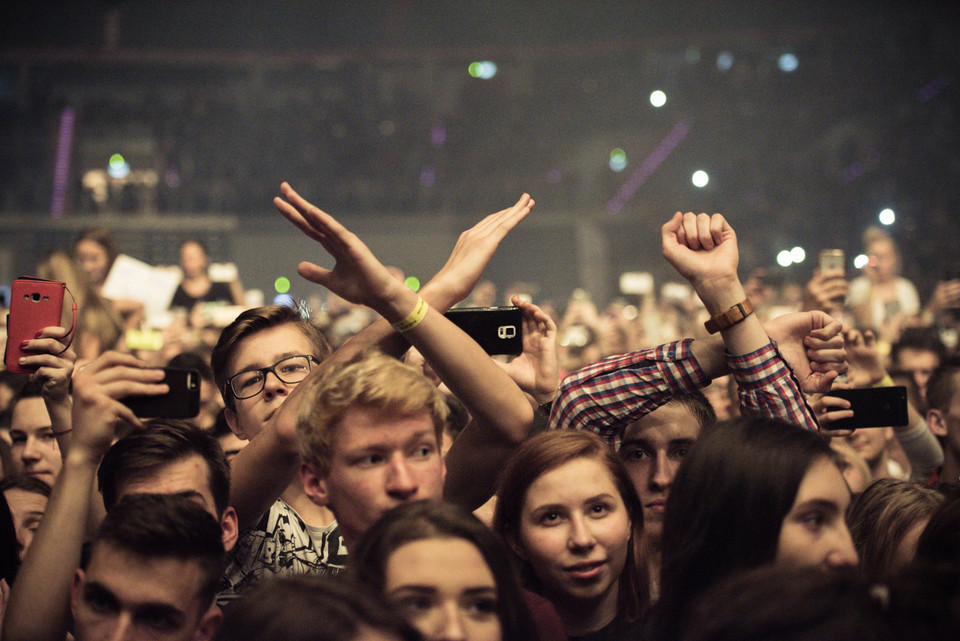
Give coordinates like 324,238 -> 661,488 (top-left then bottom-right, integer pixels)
691,170 -> 709,188
717,51 -> 734,72
854,254 -> 869,269
107,153 -> 130,179
650,90 -> 667,108
273,293 -> 295,307
609,148 -> 627,172
404,276 -> 421,292
274,277 -> 291,294
879,208 -> 896,225
468,61 -> 497,79
778,53 -> 799,73
790,247 -> 806,263
777,250 -> 794,267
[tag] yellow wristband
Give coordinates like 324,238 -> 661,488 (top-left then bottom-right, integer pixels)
873,375 -> 895,388
391,297 -> 429,333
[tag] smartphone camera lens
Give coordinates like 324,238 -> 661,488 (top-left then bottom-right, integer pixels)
31,292 -> 40,302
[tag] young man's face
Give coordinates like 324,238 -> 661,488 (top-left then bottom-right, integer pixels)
115,454 -> 238,552
71,543 -> 220,641
223,323 -> 318,440
3,487 -> 47,560
302,406 -> 446,547
9,396 -> 62,486
895,347 -> 940,398
619,402 -> 701,545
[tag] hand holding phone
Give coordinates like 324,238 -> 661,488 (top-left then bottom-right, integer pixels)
821,386 -> 908,431
444,306 -> 523,355
4,277 -> 66,373
120,367 -> 201,419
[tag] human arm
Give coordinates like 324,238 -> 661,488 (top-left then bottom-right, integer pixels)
0,353 -> 166,641
495,296 -> 560,406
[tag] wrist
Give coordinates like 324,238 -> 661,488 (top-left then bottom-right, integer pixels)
692,276 -> 746,315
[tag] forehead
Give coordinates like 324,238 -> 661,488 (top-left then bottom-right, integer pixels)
332,407 -> 437,453
11,397 -> 51,433
117,455 -> 217,517
792,456 -> 851,508
622,402 -> 701,446
524,457 -> 619,508
896,348 -> 939,368
226,323 -> 317,375
4,488 -> 47,518
386,537 -> 495,588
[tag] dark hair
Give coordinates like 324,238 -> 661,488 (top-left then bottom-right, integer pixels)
5,380 -> 45,432
926,363 -> 960,413
0,492 -> 20,585
74,226 -> 119,270
353,500 -> 537,641
915,489 -> 960,568
180,238 -> 209,255
890,327 -> 947,367
94,493 -> 226,607
210,304 -> 330,409
98,419 -> 230,516
493,430 -> 650,625
654,417 -> 836,641
670,391 -> 718,431
217,575 -> 421,641
167,350 -> 214,383
0,475 -> 52,498
847,478 -> 943,579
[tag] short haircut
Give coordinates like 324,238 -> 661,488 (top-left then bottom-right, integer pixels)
296,349 -> 449,477
890,327 -> 947,366
0,475 -> 52,498
353,500 -> 537,641
670,391 -> 718,432
97,419 -> 231,516
493,430 -> 650,625
847,478 -> 943,579
210,304 -> 330,409
216,574 -> 420,641
93,493 -> 226,608
925,363 -> 960,413
74,226 -> 119,268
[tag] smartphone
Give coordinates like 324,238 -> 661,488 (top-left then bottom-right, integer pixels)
824,386 -> 908,430
444,306 -> 523,355
819,249 -> 845,274
3,277 -> 66,373
121,368 -> 201,419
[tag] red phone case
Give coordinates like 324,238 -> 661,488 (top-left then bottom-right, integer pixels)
4,277 -> 66,373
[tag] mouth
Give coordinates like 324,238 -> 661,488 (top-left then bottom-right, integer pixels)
564,560 -> 606,580
645,499 -> 667,514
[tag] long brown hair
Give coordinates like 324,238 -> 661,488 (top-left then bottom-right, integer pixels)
493,430 -> 650,624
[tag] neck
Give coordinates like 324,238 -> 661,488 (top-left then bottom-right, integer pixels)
281,482 -> 336,527
547,579 -> 620,637
942,448 -> 960,484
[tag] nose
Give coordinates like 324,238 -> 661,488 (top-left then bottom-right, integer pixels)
106,612 -> 134,641
650,450 -> 675,490
261,370 -> 292,399
21,435 -> 43,463
826,522 -> 860,569
567,513 -> 597,552
433,600 -> 467,641
385,453 -> 419,500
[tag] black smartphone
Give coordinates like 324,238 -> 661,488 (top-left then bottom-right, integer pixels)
121,368 -> 201,419
444,306 -> 523,355
824,386 -> 908,430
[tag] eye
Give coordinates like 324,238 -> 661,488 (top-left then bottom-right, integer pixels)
589,502 -> 611,517
464,597 -> 499,618
396,596 -> 434,615
539,511 -> 563,525
670,444 -> 691,459
355,454 -> 385,466
9,432 -> 25,446
83,589 -> 117,614
800,511 -> 826,531
623,448 -> 650,462
412,444 -> 435,459
137,610 -> 181,632
237,372 -> 264,391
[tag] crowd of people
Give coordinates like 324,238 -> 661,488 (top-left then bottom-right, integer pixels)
1,184 -> 960,641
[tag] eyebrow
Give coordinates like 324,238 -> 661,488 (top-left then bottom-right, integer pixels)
620,437 -> 695,449
530,493 -> 617,513
232,351 -> 305,375
792,498 -> 843,514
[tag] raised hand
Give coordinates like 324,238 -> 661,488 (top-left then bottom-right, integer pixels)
843,328 -> 886,387
765,311 -> 848,394
802,269 -> 848,313
19,326 -> 76,405
661,212 -> 739,302
498,296 -> 558,404
273,182 -> 404,311
70,352 -> 167,461
424,194 -> 534,307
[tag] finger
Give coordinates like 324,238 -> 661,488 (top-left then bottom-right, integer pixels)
862,329 -> 877,348
20,337 -> 68,354
696,213 -> 713,249
274,196 -> 327,243
820,395 -> 852,410
820,409 -> 855,426
34,326 -> 69,340
710,213 -> 726,247
807,318 -> 844,340
682,213 -> 701,249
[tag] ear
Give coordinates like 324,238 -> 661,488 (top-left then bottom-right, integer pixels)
193,603 -> 222,641
224,407 -> 247,440
70,569 -> 84,618
927,409 -> 948,438
220,507 -> 239,552
300,462 -> 330,507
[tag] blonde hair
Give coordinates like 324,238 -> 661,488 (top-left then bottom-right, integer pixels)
296,349 -> 449,476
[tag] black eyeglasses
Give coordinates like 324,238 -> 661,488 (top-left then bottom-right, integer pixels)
225,354 -> 319,400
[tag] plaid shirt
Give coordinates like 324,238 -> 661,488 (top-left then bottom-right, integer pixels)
548,338 -> 818,449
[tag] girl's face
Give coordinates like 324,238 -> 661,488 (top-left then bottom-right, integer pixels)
75,238 -> 110,284
776,456 -> 859,570
179,242 -> 208,278
516,457 -> 631,608
385,537 -> 501,641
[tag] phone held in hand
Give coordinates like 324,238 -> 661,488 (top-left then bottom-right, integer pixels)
819,249 -> 845,274
3,277 -> 66,373
121,368 -> 201,419
824,386 -> 908,431
444,306 -> 523,355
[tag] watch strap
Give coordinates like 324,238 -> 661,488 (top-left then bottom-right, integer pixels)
704,298 -> 755,334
